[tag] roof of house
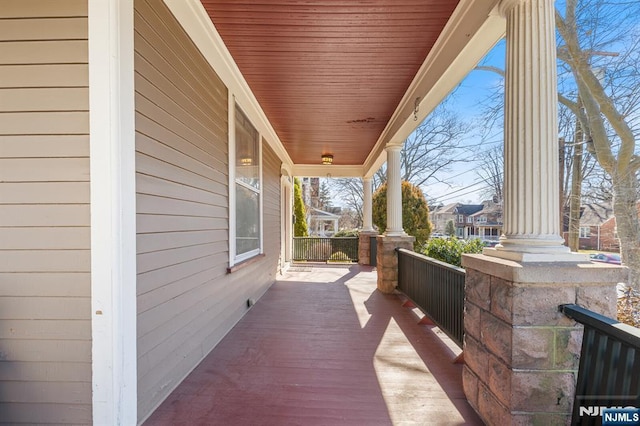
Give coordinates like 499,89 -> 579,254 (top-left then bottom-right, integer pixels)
308,207 -> 341,219
580,203 -> 614,227
430,202 -> 459,214
454,204 -> 484,216
470,203 -> 502,217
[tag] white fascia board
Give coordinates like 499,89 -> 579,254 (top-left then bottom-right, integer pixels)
363,0 -> 506,178
89,0 -> 137,424
163,0 -> 293,169
292,164 -> 365,178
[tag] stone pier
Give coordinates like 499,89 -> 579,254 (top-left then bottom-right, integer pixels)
358,230 -> 378,266
376,234 -> 414,294
461,254 -> 627,424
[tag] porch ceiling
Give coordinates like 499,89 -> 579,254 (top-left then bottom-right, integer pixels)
200,0 -> 460,169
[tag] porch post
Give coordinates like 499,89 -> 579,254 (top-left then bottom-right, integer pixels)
487,0 -> 580,262
385,144 -> 405,236
362,177 -> 374,232
358,177 -> 378,265
376,144 -> 414,292
461,0 -> 627,423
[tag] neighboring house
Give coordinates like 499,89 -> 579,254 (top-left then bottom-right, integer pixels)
563,203 -> 619,251
468,202 -> 503,241
453,204 -> 484,238
307,207 -> 341,236
429,202 -> 459,234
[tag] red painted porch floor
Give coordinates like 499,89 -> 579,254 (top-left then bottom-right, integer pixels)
145,264 -> 484,425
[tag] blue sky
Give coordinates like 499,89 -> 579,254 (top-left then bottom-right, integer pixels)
421,40 -> 506,206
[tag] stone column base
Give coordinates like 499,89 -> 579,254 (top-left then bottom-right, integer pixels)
358,231 -> 378,266
461,254 -> 627,425
376,234 -> 415,293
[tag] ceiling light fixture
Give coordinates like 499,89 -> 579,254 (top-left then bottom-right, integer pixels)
321,154 -> 333,165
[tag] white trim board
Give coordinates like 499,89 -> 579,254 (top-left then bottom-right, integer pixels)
89,0 -> 137,424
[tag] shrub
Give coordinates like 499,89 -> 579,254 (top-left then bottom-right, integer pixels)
421,237 -> 484,267
334,229 -> 359,238
293,178 -> 308,237
445,219 -> 456,236
328,251 -> 351,262
617,285 -> 640,328
372,181 -> 432,248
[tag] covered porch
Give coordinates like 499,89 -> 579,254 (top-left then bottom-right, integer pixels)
145,265 -> 482,425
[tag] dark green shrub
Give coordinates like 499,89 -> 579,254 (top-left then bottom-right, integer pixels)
421,237 -> 484,267
293,178 -> 308,237
328,251 -> 350,262
372,181 -> 432,248
334,229 -> 359,237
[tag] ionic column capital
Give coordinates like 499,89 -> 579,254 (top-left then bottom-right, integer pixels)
498,0 -> 522,17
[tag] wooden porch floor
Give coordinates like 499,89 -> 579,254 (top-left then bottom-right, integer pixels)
145,265 -> 484,425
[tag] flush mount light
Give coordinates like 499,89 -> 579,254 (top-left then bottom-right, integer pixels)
321,154 -> 333,165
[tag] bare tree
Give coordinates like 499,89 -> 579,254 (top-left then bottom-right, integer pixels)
331,104 -> 470,223
331,178 -> 364,223
476,146 -> 503,202
400,108 -> 470,186
556,0 -> 640,288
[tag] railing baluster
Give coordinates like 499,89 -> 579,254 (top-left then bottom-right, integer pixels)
560,304 -> 640,425
292,237 -> 359,262
396,248 -> 465,348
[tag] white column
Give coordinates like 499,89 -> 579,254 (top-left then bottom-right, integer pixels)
89,0 -> 137,423
489,0 -> 580,262
362,177 -> 375,231
385,145 -> 405,236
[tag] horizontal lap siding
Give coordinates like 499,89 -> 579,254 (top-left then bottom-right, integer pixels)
134,0 -> 281,421
0,1 -> 91,424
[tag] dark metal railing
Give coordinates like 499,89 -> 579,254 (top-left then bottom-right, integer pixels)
292,237 -> 358,262
397,248 -> 465,348
560,304 -> 640,425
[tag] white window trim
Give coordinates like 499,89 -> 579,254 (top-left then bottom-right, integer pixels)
579,226 -> 591,239
229,96 -> 263,267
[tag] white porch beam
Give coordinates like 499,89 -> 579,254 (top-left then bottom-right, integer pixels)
292,164 -> 365,178
487,0 -> 583,262
89,0 -> 137,424
384,145 -> 406,236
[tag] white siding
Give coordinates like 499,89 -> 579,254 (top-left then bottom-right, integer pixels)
134,0 -> 281,421
0,1 -> 92,424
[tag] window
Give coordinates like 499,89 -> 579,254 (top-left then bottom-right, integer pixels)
579,227 -> 591,238
457,214 -> 464,222
467,216 -> 473,223
233,104 -> 261,262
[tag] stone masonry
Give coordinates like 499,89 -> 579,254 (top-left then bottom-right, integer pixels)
461,253 -> 628,425
376,234 -> 414,294
358,231 -> 378,266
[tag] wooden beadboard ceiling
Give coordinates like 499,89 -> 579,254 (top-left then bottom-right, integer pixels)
201,0 -> 459,166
